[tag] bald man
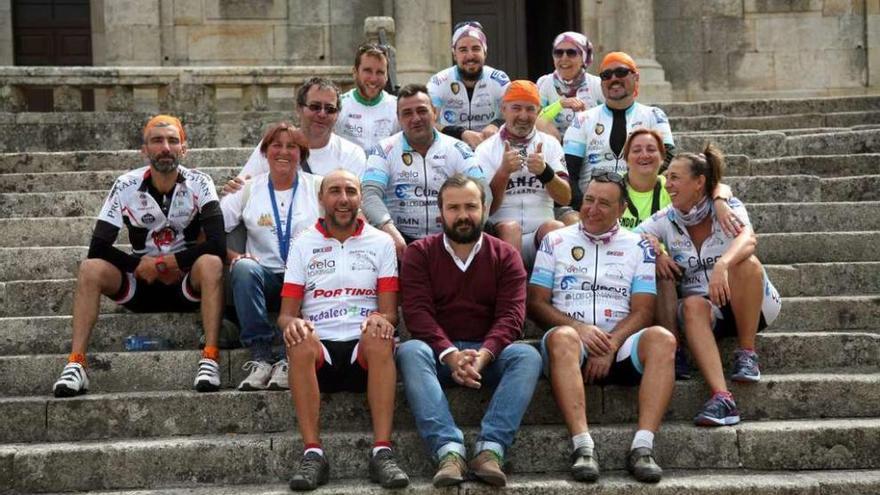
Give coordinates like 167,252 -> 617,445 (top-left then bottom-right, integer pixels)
53,115 -> 226,397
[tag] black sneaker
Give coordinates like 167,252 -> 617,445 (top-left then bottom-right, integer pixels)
369,449 -> 410,489
289,452 -> 330,491
626,447 -> 662,483
694,393 -> 741,426
675,347 -> 692,380
570,446 -> 600,482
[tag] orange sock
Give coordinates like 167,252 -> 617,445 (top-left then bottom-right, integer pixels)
68,352 -> 87,367
202,345 -> 219,361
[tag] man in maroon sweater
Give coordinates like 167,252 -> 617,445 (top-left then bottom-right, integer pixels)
397,174 -> 543,488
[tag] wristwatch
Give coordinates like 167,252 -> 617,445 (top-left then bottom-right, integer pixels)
156,255 -> 168,274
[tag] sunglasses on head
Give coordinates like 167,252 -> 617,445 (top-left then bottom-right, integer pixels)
304,102 -> 338,114
553,48 -> 580,58
590,169 -> 625,184
358,42 -> 387,54
454,21 -> 484,31
599,67 -> 633,81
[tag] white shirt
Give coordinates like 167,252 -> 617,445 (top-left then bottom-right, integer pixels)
476,128 -> 568,233
427,65 -> 510,131
442,233 -> 484,272
536,72 -> 604,135
335,89 -> 400,150
220,172 -> 323,272
240,133 -> 367,178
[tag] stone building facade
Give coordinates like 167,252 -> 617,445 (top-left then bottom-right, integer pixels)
1,0 -> 879,102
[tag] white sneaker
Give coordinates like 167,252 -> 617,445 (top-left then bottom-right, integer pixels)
237,360 -> 273,391
267,359 -> 289,390
194,358 -> 221,392
53,362 -> 89,397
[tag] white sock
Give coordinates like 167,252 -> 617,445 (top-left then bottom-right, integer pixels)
372,446 -> 391,457
572,432 -> 594,453
631,430 -> 654,450
304,447 -> 324,457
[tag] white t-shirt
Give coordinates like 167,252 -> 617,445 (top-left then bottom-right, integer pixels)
536,72 -> 604,135
220,172 -> 323,272
427,65 -> 510,131
281,220 -> 399,342
476,128 -> 568,233
335,89 -> 400,151
239,133 -> 367,178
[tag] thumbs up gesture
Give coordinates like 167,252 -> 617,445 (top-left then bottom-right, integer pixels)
501,141 -> 521,174
526,142 -> 546,174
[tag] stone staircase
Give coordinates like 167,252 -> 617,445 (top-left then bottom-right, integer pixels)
0,96 -> 879,493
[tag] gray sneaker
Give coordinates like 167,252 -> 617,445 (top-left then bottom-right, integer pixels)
626,447 -> 662,483
731,349 -> 761,382
237,360 -> 273,391
267,359 -> 289,390
570,446 -> 600,482
289,451 -> 330,491
369,449 -> 410,489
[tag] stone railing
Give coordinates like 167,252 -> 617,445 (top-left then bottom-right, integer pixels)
0,66 -> 355,113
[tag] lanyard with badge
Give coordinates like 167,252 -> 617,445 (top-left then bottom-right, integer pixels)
268,177 -> 298,263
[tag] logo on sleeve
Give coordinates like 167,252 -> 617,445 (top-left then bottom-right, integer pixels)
638,239 -> 657,263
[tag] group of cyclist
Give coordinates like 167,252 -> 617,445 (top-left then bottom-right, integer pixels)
51,20 -> 782,491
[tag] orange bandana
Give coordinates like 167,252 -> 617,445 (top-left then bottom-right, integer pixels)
502,80 -> 541,106
143,115 -> 186,143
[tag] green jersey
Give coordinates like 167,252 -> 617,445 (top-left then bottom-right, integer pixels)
620,175 -> 671,230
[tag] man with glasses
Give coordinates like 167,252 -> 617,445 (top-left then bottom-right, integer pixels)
527,169 -> 676,484
336,44 -> 400,151
226,77 -> 366,194
362,84 -> 485,259
427,21 -> 510,150
562,52 -> 675,208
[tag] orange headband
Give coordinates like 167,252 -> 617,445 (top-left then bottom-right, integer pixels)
600,52 -> 638,72
143,115 -> 186,143
503,80 -> 540,106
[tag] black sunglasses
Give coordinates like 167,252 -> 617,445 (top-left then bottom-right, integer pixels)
357,43 -> 387,55
304,102 -> 338,114
553,48 -> 579,58
599,67 -> 633,81
590,169 -> 625,184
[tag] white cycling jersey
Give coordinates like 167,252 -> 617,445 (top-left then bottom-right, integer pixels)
635,198 -> 782,325
536,72 -> 604,136
220,172 -> 323,273
476,128 -> 567,233
98,166 -> 219,256
427,65 -> 510,131
239,133 -> 366,178
362,130 -> 485,239
281,220 -> 399,342
563,102 -> 674,191
335,89 -> 400,151
530,223 -> 657,332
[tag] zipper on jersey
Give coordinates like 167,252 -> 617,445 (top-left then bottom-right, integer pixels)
420,152 -> 430,237
591,243 -> 600,325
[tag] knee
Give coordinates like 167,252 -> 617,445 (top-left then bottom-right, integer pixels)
360,333 -> 393,359
642,326 -> 677,357
730,255 -> 763,279
545,326 -> 581,361
504,343 -> 543,372
230,257 -> 262,281
396,339 -> 433,367
495,221 -> 522,239
77,258 -> 113,286
682,296 -> 708,318
287,339 -> 319,366
194,254 -> 224,283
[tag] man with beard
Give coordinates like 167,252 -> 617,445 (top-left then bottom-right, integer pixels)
562,52 -> 675,208
335,43 -> 400,150
397,174 -> 542,488
224,77 -> 366,194
477,80 -> 572,269
53,115 -> 226,397
278,170 -> 409,491
362,84 -> 485,259
427,21 -> 510,150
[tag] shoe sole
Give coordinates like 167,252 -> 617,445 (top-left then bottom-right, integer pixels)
289,472 -> 329,491
370,474 -> 410,489
194,381 -> 220,393
237,383 -> 269,391
572,468 -> 600,483
731,373 -> 761,383
266,383 -> 289,391
432,475 -> 465,488
632,471 -> 662,483
472,471 -> 507,487
53,385 -> 87,398
694,414 -> 741,426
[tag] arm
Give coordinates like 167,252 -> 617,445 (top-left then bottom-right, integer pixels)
361,181 -> 392,227
565,154 -> 584,208
168,202 -> 227,271
87,220 -> 141,273
480,245 -> 527,358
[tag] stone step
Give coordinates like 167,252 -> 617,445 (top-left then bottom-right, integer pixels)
3,371 -> 878,444
0,167 -> 240,193
661,95 -> 880,118
747,154 -> 880,177
671,111 -> 880,132
3,329 -> 876,397
756,231 -> 880,264
4,418 -> 880,492
30,470 -> 880,495
0,147 -> 251,174
772,296 -> 880,333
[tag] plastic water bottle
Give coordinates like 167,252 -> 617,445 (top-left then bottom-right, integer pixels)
124,335 -> 171,352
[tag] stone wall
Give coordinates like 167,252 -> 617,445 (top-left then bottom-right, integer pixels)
654,0 -> 871,100
0,0 -> 12,66
95,0 -> 384,66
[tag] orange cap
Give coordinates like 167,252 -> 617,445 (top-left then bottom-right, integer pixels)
502,80 -> 541,106
143,114 -> 186,143
600,51 -> 638,72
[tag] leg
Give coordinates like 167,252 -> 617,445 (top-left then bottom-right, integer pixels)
727,256 -> 764,350
359,333 -> 397,443
635,326 -> 676,432
396,340 -> 464,458
655,279 -> 680,339
543,326 -> 589,435
559,210 -> 580,226
230,259 -> 280,361
681,296 -> 727,394
189,254 -> 224,349
494,221 -> 523,253
70,258 -> 124,355
287,333 -> 324,445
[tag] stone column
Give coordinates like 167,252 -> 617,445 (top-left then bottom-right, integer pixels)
393,0 -> 451,86
0,0 -> 13,65
616,0 -> 672,103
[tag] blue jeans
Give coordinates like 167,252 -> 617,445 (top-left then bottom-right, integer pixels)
397,339 -> 542,461
230,258 -> 284,362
